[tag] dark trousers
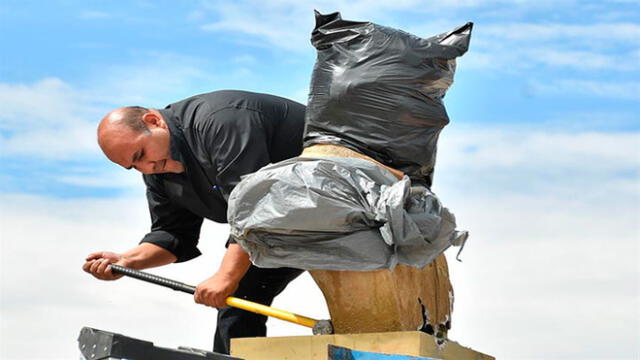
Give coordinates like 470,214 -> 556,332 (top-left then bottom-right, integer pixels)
213,265 -> 304,354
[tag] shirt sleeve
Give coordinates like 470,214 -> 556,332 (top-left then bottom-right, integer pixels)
140,175 -> 204,262
207,107 -> 273,201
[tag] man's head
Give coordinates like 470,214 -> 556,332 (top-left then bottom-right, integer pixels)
97,107 -> 184,174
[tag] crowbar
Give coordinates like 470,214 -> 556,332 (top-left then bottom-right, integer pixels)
109,264 -> 334,335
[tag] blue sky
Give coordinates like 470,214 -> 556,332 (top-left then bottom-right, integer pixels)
1,0 -> 638,198
1,1 -> 639,359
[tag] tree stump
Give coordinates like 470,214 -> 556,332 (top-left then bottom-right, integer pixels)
310,255 -> 453,336
301,144 -> 454,337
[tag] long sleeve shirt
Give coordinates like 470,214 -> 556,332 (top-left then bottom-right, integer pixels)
139,90 -> 305,262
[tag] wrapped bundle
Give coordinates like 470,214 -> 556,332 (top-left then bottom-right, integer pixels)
228,12 -> 472,271
228,156 -> 467,270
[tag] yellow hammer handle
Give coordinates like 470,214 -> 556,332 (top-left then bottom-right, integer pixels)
226,296 -> 318,328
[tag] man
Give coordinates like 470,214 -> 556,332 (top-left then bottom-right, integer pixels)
82,90 -> 306,354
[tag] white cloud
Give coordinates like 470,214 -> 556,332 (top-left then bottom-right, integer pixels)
463,22 -> 640,72
533,49 -> 620,70
0,78 -> 103,159
199,0 -> 455,52
232,54 -> 257,65
196,1 -> 640,76
187,9 -> 206,22
0,52 -> 218,160
78,10 -> 112,19
55,166 -> 143,189
0,78 -> 94,130
85,52 -> 217,106
200,3 -> 310,52
431,126 -> 639,358
0,122 -> 100,159
445,187 -> 640,358
529,79 -> 640,100
481,22 -> 640,43
0,50 -> 291,194
440,128 -> 638,172
542,110 -> 640,131
435,126 -> 640,204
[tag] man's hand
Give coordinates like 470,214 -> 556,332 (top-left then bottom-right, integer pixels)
194,273 -> 239,308
82,243 -> 177,281
194,243 -> 252,308
82,251 -> 128,280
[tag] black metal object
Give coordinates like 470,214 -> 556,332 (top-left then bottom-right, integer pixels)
110,264 -> 196,294
78,327 -> 242,360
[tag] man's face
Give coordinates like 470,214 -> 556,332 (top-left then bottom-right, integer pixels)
98,112 -> 183,174
120,127 -> 173,174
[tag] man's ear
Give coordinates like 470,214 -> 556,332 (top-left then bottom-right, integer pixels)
141,111 -> 166,129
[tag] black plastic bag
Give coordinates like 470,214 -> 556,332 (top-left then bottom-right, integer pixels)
304,11 -> 473,187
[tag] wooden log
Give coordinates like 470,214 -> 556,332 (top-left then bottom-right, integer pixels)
309,256 -> 452,336
301,144 -> 454,336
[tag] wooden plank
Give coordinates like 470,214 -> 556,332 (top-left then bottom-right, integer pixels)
231,331 -> 493,360
328,345 -> 438,359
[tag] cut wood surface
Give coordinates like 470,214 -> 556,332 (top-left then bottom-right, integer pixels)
301,144 -> 404,180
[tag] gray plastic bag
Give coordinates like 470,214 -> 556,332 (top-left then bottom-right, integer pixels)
304,11 -> 473,187
228,157 -> 467,270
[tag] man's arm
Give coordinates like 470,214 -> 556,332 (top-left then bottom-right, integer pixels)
83,176 -> 199,281
194,243 -> 252,308
190,109 -> 271,308
191,108 -> 285,308
82,242 -> 177,280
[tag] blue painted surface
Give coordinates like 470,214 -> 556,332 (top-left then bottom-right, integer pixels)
328,345 -> 441,360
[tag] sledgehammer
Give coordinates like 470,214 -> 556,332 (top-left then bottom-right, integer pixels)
109,264 -> 334,335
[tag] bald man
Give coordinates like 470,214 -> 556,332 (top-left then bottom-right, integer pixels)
83,90 -> 306,354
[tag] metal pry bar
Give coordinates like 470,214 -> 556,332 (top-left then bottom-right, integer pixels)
109,264 -> 334,335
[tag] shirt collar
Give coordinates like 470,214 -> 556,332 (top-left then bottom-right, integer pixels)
158,108 -> 186,165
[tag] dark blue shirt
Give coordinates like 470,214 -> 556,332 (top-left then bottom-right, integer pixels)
140,90 -> 305,262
